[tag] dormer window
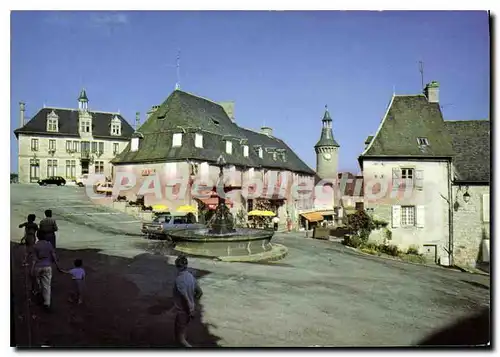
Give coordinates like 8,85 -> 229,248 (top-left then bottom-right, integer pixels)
46,110 -> 59,132
272,152 -> 277,160
258,147 -> 263,158
173,133 -> 182,147
195,133 -> 203,148
226,140 -> 232,154
110,116 -> 122,136
417,137 -> 429,146
131,138 -> 139,152
80,119 -> 91,133
243,145 -> 249,157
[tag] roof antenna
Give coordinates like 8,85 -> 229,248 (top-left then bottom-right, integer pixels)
175,50 -> 181,91
418,60 -> 424,91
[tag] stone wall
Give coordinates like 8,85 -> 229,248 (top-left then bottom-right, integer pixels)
452,184 -> 490,267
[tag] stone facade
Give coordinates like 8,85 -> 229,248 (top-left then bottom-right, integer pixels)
451,184 -> 490,267
112,161 -> 315,229
17,134 -> 129,184
363,159 -> 452,265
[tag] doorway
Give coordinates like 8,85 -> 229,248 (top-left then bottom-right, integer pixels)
81,161 -> 89,174
29,159 -> 40,183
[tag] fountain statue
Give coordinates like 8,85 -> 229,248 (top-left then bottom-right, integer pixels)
169,155 -> 288,262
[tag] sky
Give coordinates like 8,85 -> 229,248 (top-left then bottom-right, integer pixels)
10,10 -> 490,174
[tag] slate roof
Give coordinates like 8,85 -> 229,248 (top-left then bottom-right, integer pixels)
359,95 -> 455,160
314,108 -> 340,148
13,107 -> 134,140
112,90 -> 315,175
445,120 -> 490,183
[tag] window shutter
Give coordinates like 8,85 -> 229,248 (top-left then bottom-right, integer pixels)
416,205 -> 425,227
392,205 -> 401,228
483,194 -> 490,223
131,138 -> 139,152
243,145 -> 249,157
392,168 -> 400,190
415,170 -> 424,190
226,141 -> 233,154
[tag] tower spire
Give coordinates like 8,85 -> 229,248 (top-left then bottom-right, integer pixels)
78,88 -> 89,111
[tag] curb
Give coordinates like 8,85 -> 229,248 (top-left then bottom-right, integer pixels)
454,265 -> 490,276
343,245 -> 466,273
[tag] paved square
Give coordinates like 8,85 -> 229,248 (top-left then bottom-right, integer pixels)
11,184 -> 490,346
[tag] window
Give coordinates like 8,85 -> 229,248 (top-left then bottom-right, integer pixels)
66,140 -> 72,152
417,137 -> 429,146
95,161 -> 104,174
47,159 -> 57,177
110,116 -> 121,136
173,133 -> 182,147
259,147 -> 263,158
174,217 -> 188,224
393,168 -> 414,189
29,159 -> 40,182
73,140 -> 79,152
80,120 -> 91,133
272,152 -> 277,160
113,143 -> 119,155
226,141 -> 232,154
200,162 -> 209,180
401,206 -> 415,226
46,110 -> 59,132
81,141 -> 90,154
98,142 -> 104,154
31,138 -> 39,151
65,160 -> 76,179
131,138 -> 139,152
91,142 -> 97,153
48,140 -> 56,151
47,118 -> 58,132
195,133 -> 203,148
243,145 -> 249,157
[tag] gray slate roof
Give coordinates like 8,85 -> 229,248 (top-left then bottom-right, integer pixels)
112,90 -> 315,175
360,95 -> 455,158
445,120 -> 490,183
13,108 -> 134,140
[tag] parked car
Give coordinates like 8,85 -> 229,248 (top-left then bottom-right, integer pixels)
142,212 -> 204,240
95,181 -> 113,195
75,174 -> 89,187
38,176 -> 66,186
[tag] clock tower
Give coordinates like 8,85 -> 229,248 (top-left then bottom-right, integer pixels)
314,105 -> 339,181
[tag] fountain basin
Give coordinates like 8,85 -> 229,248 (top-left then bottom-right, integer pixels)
169,228 -> 288,262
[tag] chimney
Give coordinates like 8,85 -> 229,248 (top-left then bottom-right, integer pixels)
260,126 -> 273,136
135,111 -> 140,130
146,105 -> 160,119
19,102 -> 26,128
219,101 -> 235,122
424,81 -> 439,103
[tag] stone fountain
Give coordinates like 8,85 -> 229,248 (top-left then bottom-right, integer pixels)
169,155 -> 288,262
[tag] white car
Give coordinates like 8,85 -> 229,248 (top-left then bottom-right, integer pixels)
75,174 -> 89,187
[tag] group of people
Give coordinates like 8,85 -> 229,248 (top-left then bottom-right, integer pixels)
19,210 -> 203,347
19,210 -> 85,312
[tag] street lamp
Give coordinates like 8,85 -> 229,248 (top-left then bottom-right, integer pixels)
463,190 -> 471,203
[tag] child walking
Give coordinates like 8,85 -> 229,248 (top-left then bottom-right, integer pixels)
19,214 -> 38,266
59,259 -> 86,304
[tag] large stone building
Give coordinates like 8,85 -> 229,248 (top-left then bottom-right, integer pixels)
111,89 -> 316,229
359,81 -> 490,267
14,90 -> 135,183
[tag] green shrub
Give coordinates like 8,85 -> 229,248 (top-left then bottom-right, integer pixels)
361,242 -> 379,251
342,235 -> 363,248
380,244 -> 400,257
360,247 -> 380,256
401,254 -> 427,264
406,245 -> 420,255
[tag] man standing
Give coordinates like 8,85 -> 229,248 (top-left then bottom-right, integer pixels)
273,215 -> 280,231
39,210 -> 58,249
33,235 -> 59,311
173,255 -> 203,347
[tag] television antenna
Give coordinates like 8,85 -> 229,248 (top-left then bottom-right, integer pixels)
418,60 -> 424,90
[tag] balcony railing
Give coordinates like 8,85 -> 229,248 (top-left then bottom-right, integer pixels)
81,151 -> 91,159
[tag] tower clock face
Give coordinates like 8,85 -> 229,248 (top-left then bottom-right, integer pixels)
323,153 -> 332,161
